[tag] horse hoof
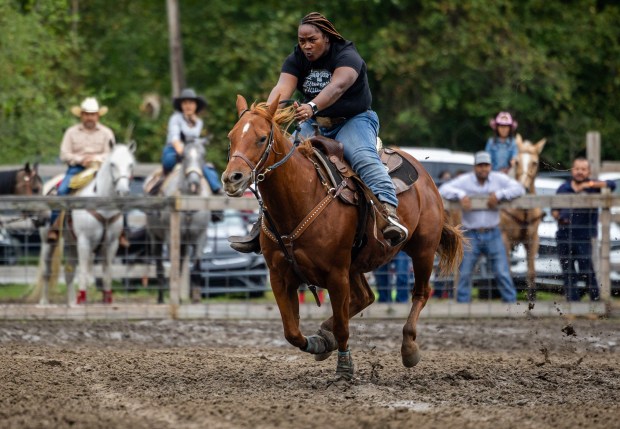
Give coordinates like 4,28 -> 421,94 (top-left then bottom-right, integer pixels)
336,349 -> 354,380
314,351 -> 333,361
401,345 -> 421,368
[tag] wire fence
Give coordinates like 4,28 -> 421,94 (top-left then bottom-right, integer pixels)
0,193 -> 618,319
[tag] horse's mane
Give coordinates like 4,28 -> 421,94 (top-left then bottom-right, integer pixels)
0,170 -> 17,194
251,102 -> 296,139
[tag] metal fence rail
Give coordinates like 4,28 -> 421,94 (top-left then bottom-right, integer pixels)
0,193 -> 618,318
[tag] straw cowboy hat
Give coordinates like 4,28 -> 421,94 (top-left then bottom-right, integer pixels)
71,97 -> 108,117
173,88 -> 207,113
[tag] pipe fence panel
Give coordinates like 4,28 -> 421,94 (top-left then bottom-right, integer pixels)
0,194 -> 617,319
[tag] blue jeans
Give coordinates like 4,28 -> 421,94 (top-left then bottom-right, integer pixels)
457,227 -> 516,303
556,229 -> 599,301
50,165 -> 85,225
298,110 -> 398,207
161,145 -> 222,193
374,251 -> 412,302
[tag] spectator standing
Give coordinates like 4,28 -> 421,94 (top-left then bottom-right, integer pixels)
439,151 -> 525,303
485,112 -> 519,174
374,251 -> 412,303
552,157 -> 616,301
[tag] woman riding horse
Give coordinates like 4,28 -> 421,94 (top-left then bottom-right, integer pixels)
229,12 -> 407,253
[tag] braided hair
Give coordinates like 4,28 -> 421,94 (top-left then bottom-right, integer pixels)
300,12 -> 344,41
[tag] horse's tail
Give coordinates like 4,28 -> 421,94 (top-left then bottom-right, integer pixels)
436,219 -> 466,277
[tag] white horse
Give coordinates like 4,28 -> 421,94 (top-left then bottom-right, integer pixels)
146,140 -> 211,303
40,143 -> 136,305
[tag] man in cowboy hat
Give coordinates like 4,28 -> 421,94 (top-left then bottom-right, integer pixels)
47,97 -> 128,246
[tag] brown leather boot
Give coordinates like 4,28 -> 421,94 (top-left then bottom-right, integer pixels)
119,230 -> 130,248
46,217 -> 62,243
228,218 -> 261,254
382,203 -> 408,247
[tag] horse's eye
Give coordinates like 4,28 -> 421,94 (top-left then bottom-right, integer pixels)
258,136 -> 267,145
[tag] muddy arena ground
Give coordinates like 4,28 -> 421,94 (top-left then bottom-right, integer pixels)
0,316 -> 618,429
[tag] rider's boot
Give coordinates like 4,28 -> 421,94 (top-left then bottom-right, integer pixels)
382,203 -> 408,247
229,217 -> 261,254
118,230 -> 130,249
46,217 -> 62,243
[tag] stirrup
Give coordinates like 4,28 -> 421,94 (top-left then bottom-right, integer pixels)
228,220 -> 261,254
382,204 -> 408,247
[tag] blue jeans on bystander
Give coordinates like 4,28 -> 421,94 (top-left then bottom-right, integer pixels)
374,251 -> 412,303
457,227 -> 516,303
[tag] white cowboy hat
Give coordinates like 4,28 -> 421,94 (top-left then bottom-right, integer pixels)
71,97 -> 109,117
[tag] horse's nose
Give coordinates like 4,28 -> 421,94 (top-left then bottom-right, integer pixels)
223,171 -> 245,187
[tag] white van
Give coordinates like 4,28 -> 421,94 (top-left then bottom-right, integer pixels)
398,147 -> 474,184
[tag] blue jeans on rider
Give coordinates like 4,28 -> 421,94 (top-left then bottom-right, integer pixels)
456,227 -> 516,303
298,110 -> 398,207
161,145 -> 222,193
49,165 -> 85,225
374,251 -> 411,303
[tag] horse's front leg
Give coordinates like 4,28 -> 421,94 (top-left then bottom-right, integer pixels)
321,270 -> 353,379
102,231 -> 120,304
270,270 -> 305,348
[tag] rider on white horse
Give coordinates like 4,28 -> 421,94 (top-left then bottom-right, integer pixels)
47,97 -> 128,248
149,88 -> 222,195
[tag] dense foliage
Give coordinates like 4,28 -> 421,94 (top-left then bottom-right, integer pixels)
1,0 -> 619,172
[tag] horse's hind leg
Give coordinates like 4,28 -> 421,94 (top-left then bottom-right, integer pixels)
401,247 -> 434,368
311,272 -> 375,362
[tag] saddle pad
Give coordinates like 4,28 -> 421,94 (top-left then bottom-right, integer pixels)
380,148 -> 419,194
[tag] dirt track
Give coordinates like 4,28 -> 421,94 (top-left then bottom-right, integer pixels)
0,316 -> 618,429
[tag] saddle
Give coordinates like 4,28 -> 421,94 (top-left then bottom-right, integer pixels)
69,164 -> 100,191
305,136 -> 419,251
143,165 -> 183,196
308,136 -> 419,205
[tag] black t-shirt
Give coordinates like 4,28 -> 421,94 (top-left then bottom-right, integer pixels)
281,40 -> 372,118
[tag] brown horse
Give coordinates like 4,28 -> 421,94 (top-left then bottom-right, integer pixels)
0,163 -> 42,196
500,134 -> 546,301
222,95 -> 463,379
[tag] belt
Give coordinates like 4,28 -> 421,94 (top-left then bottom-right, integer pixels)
315,116 -> 347,128
468,227 -> 496,233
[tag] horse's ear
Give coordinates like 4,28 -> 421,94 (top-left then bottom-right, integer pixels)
515,133 -> 523,149
236,95 -> 248,117
128,140 -> 137,153
535,138 -> 547,154
24,162 -> 31,173
268,94 -> 280,118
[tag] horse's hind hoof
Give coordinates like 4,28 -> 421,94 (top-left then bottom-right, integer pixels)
401,342 -> 421,368
314,351 -> 333,361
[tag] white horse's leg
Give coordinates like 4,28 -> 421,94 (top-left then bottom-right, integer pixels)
102,223 -> 121,304
63,233 -> 78,306
75,234 -> 93,304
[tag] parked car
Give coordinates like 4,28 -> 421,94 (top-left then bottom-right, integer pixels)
191,209 -> 268,297
399,146 -> 474,185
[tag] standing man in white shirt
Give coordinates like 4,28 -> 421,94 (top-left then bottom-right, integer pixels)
439,151 -> 525,303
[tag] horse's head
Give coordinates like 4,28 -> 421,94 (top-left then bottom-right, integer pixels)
513,134 -> 546,192
222,94 -> 290,197
15,162 -> 42,196
180,140 -> 206,195
108,142 -> 136,196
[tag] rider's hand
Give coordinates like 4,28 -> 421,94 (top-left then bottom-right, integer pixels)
293,101 -> 312,123
173,140 -> 184,155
